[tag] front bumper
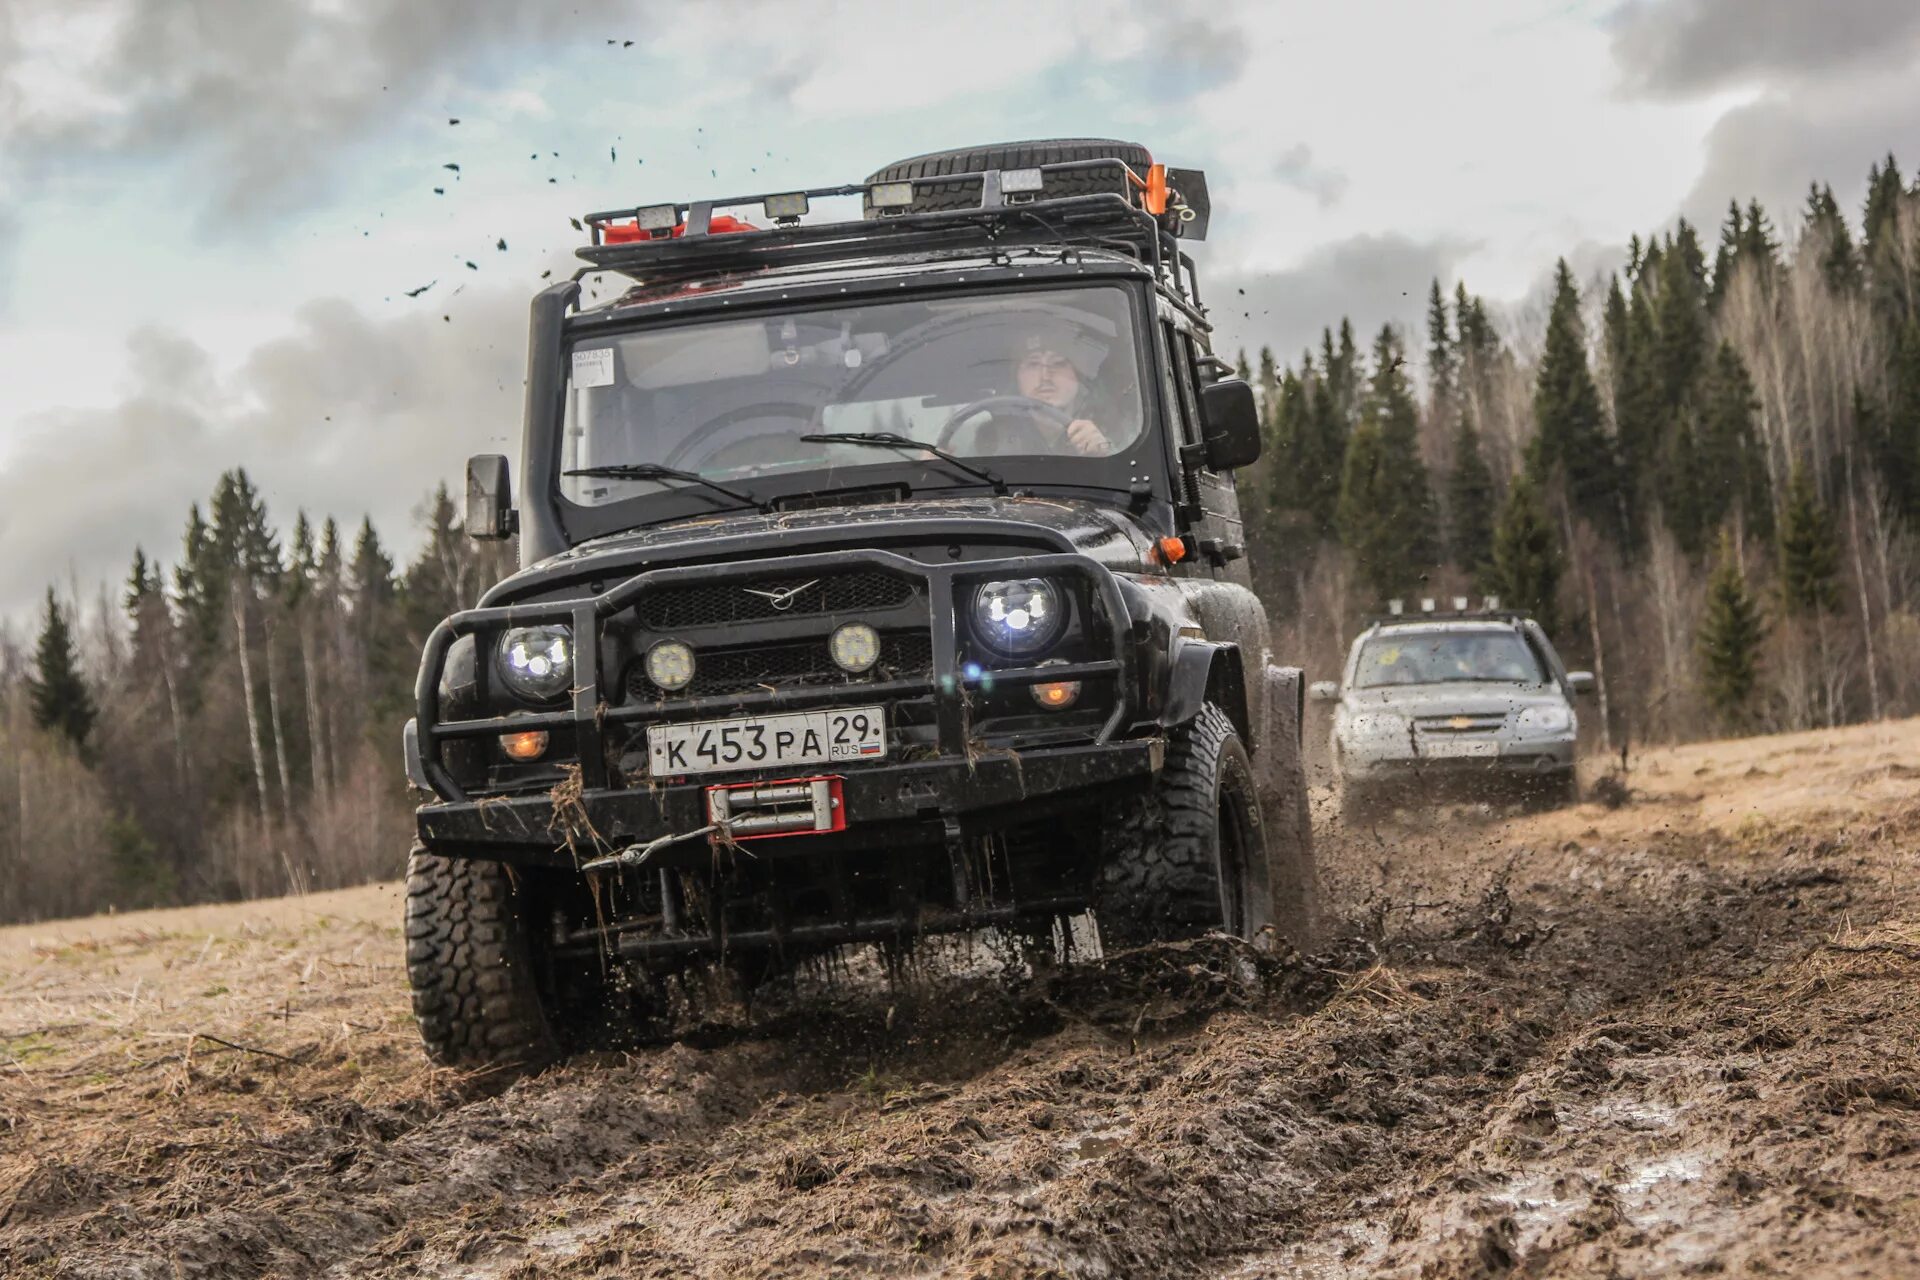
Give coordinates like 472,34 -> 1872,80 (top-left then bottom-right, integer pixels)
1337,734 -> 1575,780
416,738 -> 1162,868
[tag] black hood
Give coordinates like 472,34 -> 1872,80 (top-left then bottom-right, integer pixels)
481,495 -> 1156,606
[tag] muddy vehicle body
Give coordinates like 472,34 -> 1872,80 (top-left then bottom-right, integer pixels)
401,140 -> 1317,1069
1312,606 -> 1593,819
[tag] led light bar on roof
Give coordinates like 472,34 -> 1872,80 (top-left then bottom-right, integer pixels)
634,204 -> 678,232
762,192 -> 810,220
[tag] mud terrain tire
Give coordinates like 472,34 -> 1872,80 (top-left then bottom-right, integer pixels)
405,848 -> 558,1073
864,138 -> 1152,216
1097,703 -> 1264,949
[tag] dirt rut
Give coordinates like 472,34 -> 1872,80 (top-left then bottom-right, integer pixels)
3,721 -> 1919,1277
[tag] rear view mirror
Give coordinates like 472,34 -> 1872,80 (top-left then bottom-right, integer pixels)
1308,680 -> 1340,702
1566,671 -> 1595,696
1199,378 -> 1261,471
466,454 -> 516,540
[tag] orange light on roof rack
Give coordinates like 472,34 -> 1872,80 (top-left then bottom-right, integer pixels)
1143,163 -> 1169,216
601,214 -> 761,244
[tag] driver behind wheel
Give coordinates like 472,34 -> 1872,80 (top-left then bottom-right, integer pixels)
992,327 -> 1116,457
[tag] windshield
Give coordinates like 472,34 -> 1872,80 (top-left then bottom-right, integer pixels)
559,285 -> 1146,507
1353,630 -> 1544,688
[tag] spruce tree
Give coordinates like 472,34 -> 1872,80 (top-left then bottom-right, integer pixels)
1531,259 -> 1622,540
1488,472 -> 1562,636
1804,183 -> 1861,294
1336,421 -> 1414,599
1709,199 -> 1742,311
1426,278 -> 1454,405
28,588 -> 97,756
1655,237 -> 1709,415
1299,375 -> 1347,537
1696,341 -> 1774,540
1777,463 -> 1841,614
1738,197 -> 1780,291
1365,324 -> 1439,570
1698,530 -> 1765,721
1447,411 -> 1496,585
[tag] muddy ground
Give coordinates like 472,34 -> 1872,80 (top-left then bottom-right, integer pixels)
3,719 -> 1919,1278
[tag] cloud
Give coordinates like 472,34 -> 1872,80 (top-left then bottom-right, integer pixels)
1609,0 -> 1920,97
1205,233 -> 1478,374
1270,143 -> 1349,209
0,207 -> 17,313
0,288 -> 529,621
0,0 -> 635,221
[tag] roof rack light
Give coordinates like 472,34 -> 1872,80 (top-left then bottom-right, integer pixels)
634,204 -> 678,232
1453,596 -> 1469,611
1001,167 -> 1045,193
762,192 -> 810,221
869,181 -> 915,209
1483,595 -> 1501,610
1387,598 -> 1404,616
1420,598 -> 1436,613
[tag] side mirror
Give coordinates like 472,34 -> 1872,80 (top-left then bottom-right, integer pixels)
466,454 -> 516,541
1566,671 -> 1595,696
1198,378 -> 1261,471
1308,680 -> 1340,702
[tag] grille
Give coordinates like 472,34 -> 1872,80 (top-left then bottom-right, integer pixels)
1414,714 -> 1507,735
636,569 -> 919,629
629,633 -> 935,700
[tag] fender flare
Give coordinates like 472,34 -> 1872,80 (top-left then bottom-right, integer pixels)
1165,641 -> 1251,744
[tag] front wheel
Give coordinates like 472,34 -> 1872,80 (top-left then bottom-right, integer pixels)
404,849 -> 559,1075
1096,703 -> 1266,949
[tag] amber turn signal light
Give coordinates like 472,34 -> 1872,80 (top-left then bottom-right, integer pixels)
499,729 -> 550,761
1031,680 -> 1082,710
1156,536 -> 1188,566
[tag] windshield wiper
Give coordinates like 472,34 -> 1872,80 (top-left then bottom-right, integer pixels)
563,463 -> 771,512
800,432 -> 1007,495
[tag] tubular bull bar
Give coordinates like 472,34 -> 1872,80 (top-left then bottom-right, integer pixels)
413,548 -> 1138,807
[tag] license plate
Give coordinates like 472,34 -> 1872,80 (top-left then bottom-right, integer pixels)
648,705 -> 887,777
1422,738 -> 1498,759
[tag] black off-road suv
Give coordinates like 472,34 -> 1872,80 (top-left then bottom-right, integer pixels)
403,139 -> 1317,1070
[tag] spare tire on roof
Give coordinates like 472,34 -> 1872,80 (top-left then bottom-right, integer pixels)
863,138 -> 1152,217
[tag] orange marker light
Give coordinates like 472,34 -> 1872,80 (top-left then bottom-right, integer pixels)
1031,680 -> 1082,710
1144,163 -> 1169,216
500,730 -> 550,761
1157,536 -> 1188,565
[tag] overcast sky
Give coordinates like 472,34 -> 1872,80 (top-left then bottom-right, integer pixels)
2,0 -> 1918,623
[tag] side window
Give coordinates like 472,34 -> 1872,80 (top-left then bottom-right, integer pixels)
1164,322 -> 1204,446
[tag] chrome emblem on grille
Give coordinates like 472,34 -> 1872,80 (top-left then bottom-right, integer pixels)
741,580 -> 819,611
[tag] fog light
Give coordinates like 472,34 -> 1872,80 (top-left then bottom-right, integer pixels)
829,622 -> 880,673
499,729 -> 549,761
645,640 -> 696,691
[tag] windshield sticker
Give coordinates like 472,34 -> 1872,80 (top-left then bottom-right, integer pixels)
571,347 -> 615,388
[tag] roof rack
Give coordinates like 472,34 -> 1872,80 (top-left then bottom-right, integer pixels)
1362,596 -> 1531,627
573,158 -> 1209,307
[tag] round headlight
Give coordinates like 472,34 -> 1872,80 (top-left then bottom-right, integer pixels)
645,640 -> 696,691
499,626 -> 573,699
829,622 -> 881,673
971,578 -> 1066,655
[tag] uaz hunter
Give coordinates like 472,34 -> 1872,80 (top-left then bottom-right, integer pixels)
402,139 -> 1318,1070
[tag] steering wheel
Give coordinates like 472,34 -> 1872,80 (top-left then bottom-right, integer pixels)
935,395 -> 1074,450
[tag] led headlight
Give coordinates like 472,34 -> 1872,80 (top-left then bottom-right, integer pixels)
971,578 -> 1066,655
1514,704 -> 1573,734
499,626 -> 573,699
829,622 -> 881,674
645,640 -> 696,691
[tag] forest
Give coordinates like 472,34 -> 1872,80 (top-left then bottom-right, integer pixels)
2,152 -> 1917,924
